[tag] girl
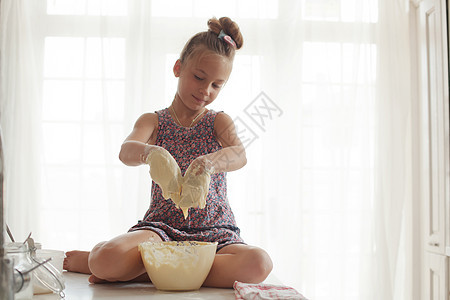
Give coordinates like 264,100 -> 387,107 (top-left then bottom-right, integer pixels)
64,16 -> 273,288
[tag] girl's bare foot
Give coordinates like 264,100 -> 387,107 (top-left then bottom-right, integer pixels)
64,251 -> 92,274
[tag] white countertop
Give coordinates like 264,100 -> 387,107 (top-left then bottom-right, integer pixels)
33,272 -> 282,299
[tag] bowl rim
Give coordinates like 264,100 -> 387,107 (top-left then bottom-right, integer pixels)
139,241 -> 218,248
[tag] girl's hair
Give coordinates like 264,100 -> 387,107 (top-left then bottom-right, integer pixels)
179,17 -> 243,65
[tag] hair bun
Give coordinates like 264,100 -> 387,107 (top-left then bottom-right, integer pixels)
208,17 -> 244,49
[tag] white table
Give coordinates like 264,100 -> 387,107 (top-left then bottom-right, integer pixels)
33,272 -> 281,299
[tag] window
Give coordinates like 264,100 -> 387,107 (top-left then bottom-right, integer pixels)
297,2 -> 376,298
47,0 -> 127,16
151,0 -> 278,19
39,2 -> 128,249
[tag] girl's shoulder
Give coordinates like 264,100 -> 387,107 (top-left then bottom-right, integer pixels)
133,112 -> 159,144
213,111 -> 233,130
213,111 -> 240,146
135,112 -> 159,127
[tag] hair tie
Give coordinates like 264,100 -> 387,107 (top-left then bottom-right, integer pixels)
218,30 -> 237,49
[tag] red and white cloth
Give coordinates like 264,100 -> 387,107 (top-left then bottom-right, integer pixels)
233,281 -> 308,300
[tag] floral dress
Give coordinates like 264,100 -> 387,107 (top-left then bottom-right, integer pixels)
129,108 -> 244,251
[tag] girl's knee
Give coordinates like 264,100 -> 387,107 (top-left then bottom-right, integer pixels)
244,248 -> 273,283
87,230 -> 158,282
88,241 -> 130,280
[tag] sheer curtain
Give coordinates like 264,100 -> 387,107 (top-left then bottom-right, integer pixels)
0,0 -> 417,299
0,0 -> 41,241
372,1 -> 414,299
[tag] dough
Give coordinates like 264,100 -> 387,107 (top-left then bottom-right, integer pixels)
179,163 -> 211,218
147,148 -> 211,219
146,148 -> 182,205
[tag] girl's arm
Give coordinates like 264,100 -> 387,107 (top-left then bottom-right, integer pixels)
204,112 -> 247,173
119,113 -> 159,166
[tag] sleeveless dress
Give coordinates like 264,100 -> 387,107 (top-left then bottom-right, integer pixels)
129,108 -> 244,251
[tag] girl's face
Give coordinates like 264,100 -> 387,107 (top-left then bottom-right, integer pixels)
174,52 -> 232,111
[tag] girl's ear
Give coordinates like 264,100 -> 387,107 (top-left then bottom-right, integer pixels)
173,59 -> 182,77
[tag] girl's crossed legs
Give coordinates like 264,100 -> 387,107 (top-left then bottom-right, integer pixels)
64,230 -> 273,288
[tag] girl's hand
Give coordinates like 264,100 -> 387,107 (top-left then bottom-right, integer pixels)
178,156 -> 213,218
146,147 -> 182,205
187,156 -> 215,176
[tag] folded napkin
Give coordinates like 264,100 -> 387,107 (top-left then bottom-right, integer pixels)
233,281 -> 308,300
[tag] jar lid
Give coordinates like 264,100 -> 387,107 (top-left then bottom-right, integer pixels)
32,256 -> 66,297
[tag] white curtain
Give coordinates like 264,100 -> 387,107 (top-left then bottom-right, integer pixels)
0,0 -> 417,299
372,1 -> 413,299
0,0 -> 41,241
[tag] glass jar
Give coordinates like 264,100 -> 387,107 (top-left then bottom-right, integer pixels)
5,242 -> 33,300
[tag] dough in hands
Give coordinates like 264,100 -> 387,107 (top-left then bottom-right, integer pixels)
179,163 -> 211,219
146,147 -> 182,205
146,148 -> 211,219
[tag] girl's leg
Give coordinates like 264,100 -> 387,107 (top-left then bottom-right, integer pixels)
87,230 -> 161,283
66,236 -> 271,287
203,244 -> 273,288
